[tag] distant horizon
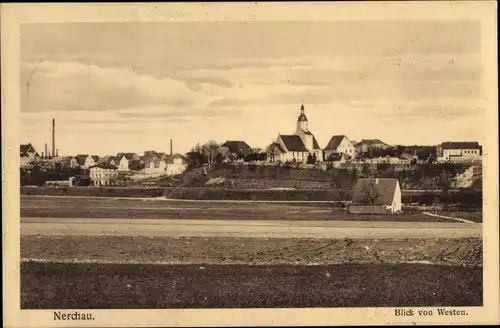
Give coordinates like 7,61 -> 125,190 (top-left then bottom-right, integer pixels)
21,21 -> 485,155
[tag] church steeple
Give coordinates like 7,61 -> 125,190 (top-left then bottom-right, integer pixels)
296,102 -> 309,133
298,101 -> 308,122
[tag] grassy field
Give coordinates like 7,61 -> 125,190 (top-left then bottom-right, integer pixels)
20,196 -> 451,222
21,236 -> 483,266
20,185 -> 482,205
21,261 -> 482,309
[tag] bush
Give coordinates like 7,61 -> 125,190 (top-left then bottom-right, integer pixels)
165,187 -> 348,201
21,186 -> 166,198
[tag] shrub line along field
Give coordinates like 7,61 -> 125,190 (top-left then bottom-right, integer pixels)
20,185 -> 482,204
21,196 -> 462,222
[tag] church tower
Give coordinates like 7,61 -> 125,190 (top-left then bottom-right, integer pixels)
296,102 -> 309,133
295,102 -> 313,152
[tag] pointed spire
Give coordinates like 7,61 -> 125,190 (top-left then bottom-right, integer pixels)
297,102 -> 308,122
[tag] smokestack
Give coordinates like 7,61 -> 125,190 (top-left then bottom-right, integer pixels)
170,139 -> 173,156
45,143 -> 48,159
52,118 -> 55,159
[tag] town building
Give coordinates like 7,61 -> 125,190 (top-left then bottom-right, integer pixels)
221,141 -> 253,159
349,178 -> 402,214
117,153 -> 140,171
436,141 -> 482,162
20,143 -> 39,167
165,154 -> 188,175
67,157 -> 80,168
144,158 -> 167,175
142,151 -> 161,163
216,146 -> 236,163
75,155 -> 88,169
327,152 -> 349,168
73,155 -> 100,169
69,176 -> 92,187
98,156 -> 118,166
355,139 -> 391,154
51,156 -> 75,168
89,164 -> 119,186
324,135 -> 357,161
274,103 -> 323,163
266,142 -> 286,163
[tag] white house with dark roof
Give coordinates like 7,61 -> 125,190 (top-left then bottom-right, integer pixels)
274,103 -> 323,163
221,141 -> 253,159
349,178 -> 402,214
89,163 -> 119,186
74,155 -> 88,169
165,154 -> 188,175
117,153 -> 140,171
266,142 -> 286,163
144,158 -> 168,175
437,141 -> 482,162
324,135 -> 356,160
355,139 -> 391,154
99,156 -> 118,167
20,143 -> 39,167
276,135 -> 310,162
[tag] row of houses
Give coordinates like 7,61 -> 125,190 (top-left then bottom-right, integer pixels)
20,146 -> 188,180
215,104 -> 482,165
20,104 -> 483,171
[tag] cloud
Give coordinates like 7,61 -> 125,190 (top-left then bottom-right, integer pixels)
21,60 -> 218,114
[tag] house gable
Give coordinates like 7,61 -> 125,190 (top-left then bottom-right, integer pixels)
325,135 -> 346,150
352,178 -> 398,206
221,141 -> 252,157
278,135 -> 308,152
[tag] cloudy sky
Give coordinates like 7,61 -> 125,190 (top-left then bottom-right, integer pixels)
20,20 -> 484,156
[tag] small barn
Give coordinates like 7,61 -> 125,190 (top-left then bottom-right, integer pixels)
349,178 -> 402,214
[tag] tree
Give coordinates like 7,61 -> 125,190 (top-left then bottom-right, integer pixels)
214,152 -> 225,165
202,140 -> 220,166
257,152 -> 267,161
266,142 -> 281,163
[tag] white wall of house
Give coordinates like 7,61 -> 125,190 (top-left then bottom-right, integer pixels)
390,181 -> 402,213
278,151 -> 309,163
311,149 -> 324,162
118,157 -> 129,171
324,138 -> 356,160
69,158 -> 79,168
144,160 -> 167,175
84,156 -> 96,169
439,148 -> 481,162
339,138 -> 356,157
20,156 -> 31,167
90,167 -> 119,186
296,130 -> 313,152
166,163 -> 187,175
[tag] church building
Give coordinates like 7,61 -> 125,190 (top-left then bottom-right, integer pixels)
275,103 -> 324,163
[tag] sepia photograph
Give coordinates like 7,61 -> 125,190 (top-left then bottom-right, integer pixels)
2,2 -> 499,327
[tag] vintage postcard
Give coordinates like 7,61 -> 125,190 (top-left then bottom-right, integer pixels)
2,2 -> 499,327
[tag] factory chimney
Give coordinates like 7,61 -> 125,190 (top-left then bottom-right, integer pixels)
52,118 -> 55,158
45,143 -> 48,159
170,139 -> 173,156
